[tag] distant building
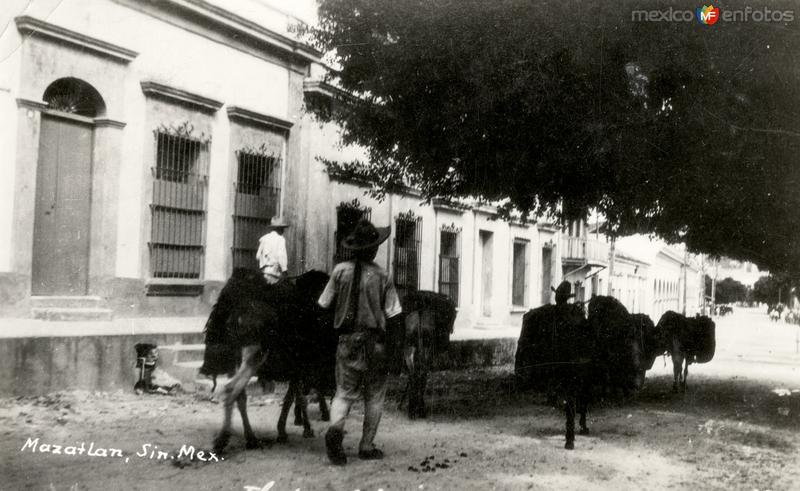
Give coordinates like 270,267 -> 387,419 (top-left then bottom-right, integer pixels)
559,218 -> 704,320
560,219 -> 609,303
613,236 -> 704,320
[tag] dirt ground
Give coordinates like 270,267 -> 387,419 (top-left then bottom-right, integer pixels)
3,309 -> 800,490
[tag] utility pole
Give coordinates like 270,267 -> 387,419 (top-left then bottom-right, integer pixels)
607,236 -> 615,296
700,254 -> 707,315
710,259 -> 718,313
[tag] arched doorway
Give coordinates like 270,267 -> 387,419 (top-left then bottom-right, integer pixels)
31,78 -> 105,295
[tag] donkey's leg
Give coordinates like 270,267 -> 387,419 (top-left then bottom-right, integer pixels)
682,360 -> 689,392
293,394 -> 304,426
404,344 -> 418,418
296,384 -> 314,438
672,355 -> 682,393
565,392 -> 576,450
318,390 -> 330,422
671,341 -> 683,393
214,345 -> 264,453
236,390 -> 260,449
416,369 -> 429,419
277,381 -> 295,443
578,391 -> 590,435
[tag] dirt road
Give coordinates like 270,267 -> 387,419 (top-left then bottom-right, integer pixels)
2,308 -> 799,490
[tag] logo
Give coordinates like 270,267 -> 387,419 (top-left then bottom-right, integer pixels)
696,5 -> 720,25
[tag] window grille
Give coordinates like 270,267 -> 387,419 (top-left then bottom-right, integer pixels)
393,211 -> 422,299
438,225 -> 460,306
232,145 -> 282,270
149,123 -> 209,279
512,239 -> 529,306
334,199 -> 372,264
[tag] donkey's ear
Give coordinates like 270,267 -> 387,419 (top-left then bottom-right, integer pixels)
551,286 -> 557,293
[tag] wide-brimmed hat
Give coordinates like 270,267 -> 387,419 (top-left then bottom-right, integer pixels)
342,219 -> 391,250
270,216 -> 288,228
551,281 -> 575,304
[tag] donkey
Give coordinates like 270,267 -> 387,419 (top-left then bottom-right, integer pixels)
394,291 -> 457,419
657,311 -> 716,392
200,268 -> 333,453
515,303 -> 594,449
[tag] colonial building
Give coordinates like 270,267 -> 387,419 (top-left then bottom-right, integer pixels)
557,218 -> 703,320
613,235 -> 704,320
0,0 -> 322,317
560,218 -> 609,303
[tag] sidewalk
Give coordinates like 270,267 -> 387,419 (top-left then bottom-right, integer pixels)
0,316 -> 206,339
0,315 -> 522,341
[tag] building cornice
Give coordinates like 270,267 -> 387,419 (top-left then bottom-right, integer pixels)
303,80 -> 359,103
432,198 -> 469,214
140,81 -> 223,113
16,98 -> 48,112
157,0 -> 321,64
226,106 -> 293,133
94,118 -> 127,129
15,16 -> 138,64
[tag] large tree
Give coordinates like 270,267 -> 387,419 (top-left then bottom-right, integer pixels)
304,0 -> 800,274
753,274 -> 797,307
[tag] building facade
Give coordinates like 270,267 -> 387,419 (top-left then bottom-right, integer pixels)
0,0 -> 323,316
0,0 -> 567,332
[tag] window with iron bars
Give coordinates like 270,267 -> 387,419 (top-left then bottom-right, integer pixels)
232,147 -> 282,270
439,227 -> 460,306
334,199 -> 372,264
393,212 -> 422,299
149,123 -> 209,279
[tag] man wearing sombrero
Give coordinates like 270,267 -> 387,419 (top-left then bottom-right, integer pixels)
256,216 -> 288,284
318,218 -> 403,465
552,280 -> 576,306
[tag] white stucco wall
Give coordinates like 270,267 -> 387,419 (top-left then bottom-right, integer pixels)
0,0 -> 48,272
11,0 -> 293,280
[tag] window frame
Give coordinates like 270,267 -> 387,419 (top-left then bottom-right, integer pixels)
511,238 -> 530,307
438,226 -> 461,306
148,123 -> 210,280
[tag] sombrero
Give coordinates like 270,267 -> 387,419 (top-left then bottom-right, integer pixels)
270,216 -> 288,228
551,281 -> 576,304
342,219 -> 391,250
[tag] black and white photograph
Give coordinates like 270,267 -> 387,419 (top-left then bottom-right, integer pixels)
1,0 -> 799,489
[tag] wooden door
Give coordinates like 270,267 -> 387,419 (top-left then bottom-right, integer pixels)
31,114 -> 93,295
541,247 -> 552,305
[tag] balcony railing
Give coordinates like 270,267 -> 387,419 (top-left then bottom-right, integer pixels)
562,235 -> 609,265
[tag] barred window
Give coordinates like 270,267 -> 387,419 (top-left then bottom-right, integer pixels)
232,148 -> 282,270
393,212 -> 421,299
149,123 -> 209,279
439,227 -> 460,306
334,199 -> 371,264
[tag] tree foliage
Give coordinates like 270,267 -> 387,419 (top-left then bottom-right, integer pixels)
305,0 -> 800,273
752,274 -> 797,307
705,275 -> 748,305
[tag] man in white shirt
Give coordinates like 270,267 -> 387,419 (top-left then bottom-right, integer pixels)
256,216 -> 288,284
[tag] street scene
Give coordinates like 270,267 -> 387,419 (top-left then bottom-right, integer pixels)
1,0 -> 800,489
3,308 -> 800,490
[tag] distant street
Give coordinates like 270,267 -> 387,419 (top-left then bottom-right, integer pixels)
647,306 -> 800,386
